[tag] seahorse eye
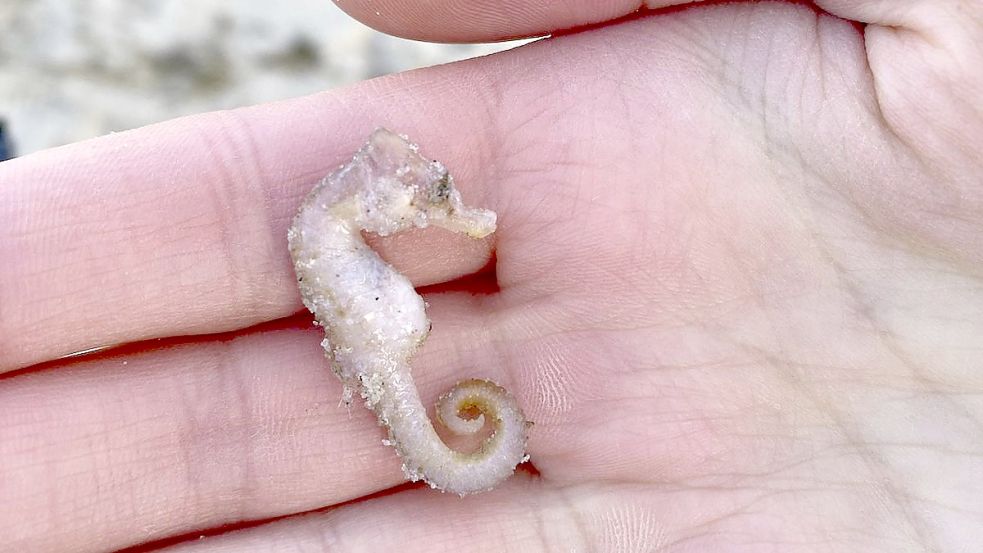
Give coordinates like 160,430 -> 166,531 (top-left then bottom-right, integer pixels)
429,173 -> 452,204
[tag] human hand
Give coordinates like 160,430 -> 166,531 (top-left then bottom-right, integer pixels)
2,1 -> 981,551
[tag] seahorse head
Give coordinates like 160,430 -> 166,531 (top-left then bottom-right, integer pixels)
355,128 -> 496,239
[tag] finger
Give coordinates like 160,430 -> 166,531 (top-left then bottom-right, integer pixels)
160,481 -> 735,553
0,64 -> 504,372
337,0 -> 982,43
334,0 -> 694,42
0,293 -> 519,553
161,480 -> 636,552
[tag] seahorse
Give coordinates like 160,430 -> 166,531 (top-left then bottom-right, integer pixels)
287,128 -> 529,495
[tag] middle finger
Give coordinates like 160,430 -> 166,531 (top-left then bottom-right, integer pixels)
0,293 -> 517,553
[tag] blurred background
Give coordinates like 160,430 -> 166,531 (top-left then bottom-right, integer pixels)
0,0 -> 525,157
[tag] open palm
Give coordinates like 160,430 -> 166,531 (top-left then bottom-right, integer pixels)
2,1 -> 981,551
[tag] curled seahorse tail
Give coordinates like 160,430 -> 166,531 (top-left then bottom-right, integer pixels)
437,378 -> 526,438
378,375 -> 529,495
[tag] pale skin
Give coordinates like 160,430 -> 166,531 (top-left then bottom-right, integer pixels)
0,0 -> 980,551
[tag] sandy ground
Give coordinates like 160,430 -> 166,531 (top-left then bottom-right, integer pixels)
0,0 -> 521,155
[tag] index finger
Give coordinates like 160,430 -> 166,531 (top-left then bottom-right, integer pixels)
0,64 -> 502,372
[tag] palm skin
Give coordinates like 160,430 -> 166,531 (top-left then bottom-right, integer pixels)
1,1 -> 981,552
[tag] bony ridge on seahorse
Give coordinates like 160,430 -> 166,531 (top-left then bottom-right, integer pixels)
287,128 -> 530,495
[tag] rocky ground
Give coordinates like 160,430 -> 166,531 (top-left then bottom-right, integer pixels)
0,0 -> 519,155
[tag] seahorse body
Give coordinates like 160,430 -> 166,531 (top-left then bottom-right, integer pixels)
287,128 -> 529,494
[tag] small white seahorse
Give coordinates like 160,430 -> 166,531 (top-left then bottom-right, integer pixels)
287,128 -> 529,494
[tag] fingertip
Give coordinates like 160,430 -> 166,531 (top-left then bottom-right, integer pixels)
333,0 -> 644,42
